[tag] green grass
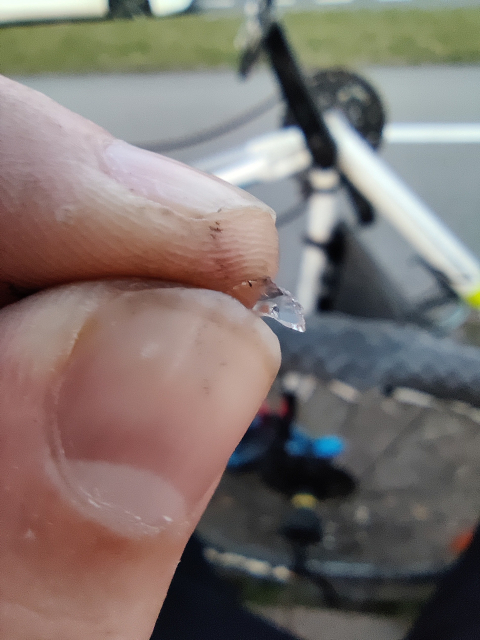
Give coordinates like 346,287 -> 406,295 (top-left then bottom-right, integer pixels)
1,7 -> 480,76
285,8 -> 480,68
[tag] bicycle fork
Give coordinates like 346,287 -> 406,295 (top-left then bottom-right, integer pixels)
296,167 -> 343,316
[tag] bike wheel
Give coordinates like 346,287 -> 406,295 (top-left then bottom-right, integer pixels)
197,313 -> 480,603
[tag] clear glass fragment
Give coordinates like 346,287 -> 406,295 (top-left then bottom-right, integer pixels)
253,278 -> 305,332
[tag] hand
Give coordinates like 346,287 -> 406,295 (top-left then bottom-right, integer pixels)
0,75 -> 280,640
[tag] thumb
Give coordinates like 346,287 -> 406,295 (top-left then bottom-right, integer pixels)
0,281 -> 280,639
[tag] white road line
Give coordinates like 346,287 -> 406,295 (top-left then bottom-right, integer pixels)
385,123 -> 480,144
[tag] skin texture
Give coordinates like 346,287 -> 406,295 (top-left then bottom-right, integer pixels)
0,75 -> 281,640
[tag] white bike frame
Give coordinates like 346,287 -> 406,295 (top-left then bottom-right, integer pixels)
195,113 -> 480,315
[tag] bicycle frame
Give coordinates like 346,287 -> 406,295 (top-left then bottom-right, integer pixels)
196,113 -> 480,316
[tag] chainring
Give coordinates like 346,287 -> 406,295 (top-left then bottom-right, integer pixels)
284,68 -> 386,149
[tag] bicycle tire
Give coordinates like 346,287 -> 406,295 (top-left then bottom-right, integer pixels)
198,314 -> 480,603
271,313 -> 480,408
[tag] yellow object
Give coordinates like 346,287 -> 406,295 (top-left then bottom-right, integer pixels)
291,493 -> 318,510
464,288 -> 480,308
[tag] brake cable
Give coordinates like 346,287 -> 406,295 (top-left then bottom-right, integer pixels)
141,93 -> 279,154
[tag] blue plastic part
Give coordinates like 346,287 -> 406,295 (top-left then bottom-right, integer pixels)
227,418 -> 346,470
285,426 -> 345,459
312,435 -> 345,459
284,427 -> 311,457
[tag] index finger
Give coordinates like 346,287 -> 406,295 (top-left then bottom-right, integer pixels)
0,75 -> 278,303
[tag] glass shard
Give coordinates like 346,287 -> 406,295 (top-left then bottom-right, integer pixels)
253,278 -> 305,332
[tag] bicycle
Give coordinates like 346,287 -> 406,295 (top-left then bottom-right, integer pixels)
162,0 -> 480,606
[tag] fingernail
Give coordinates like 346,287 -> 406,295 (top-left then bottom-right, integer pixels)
51,286 -> 280,538
104,140 -> 275,219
